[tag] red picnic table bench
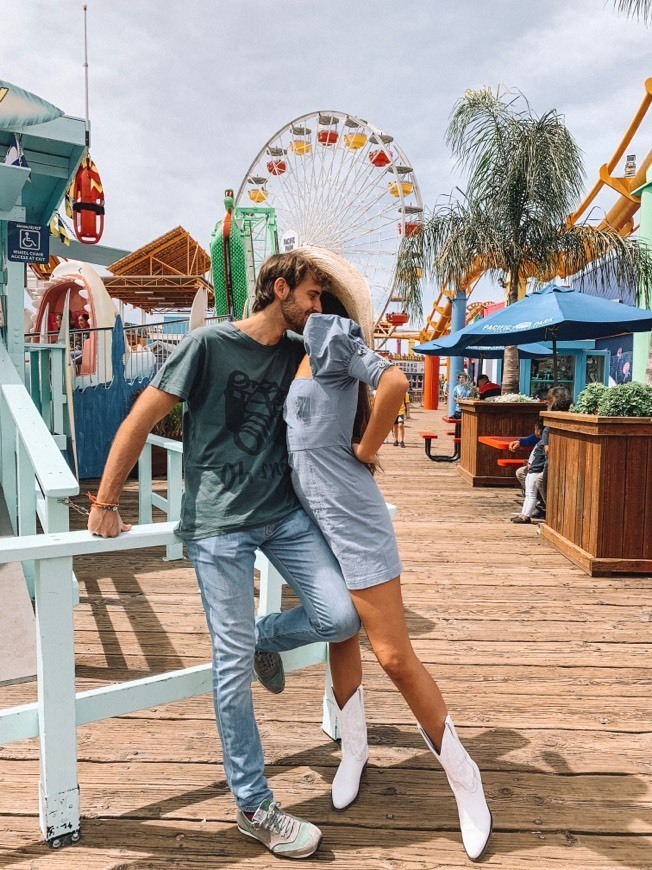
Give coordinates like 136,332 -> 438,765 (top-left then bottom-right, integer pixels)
477,435 -> 529,469
421,416 -> 461,463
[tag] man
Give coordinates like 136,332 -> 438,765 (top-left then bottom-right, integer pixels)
477,374 -> 501,400
88,250 -> 362,859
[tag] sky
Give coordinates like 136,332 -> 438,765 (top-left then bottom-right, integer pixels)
4,0 -> 652,317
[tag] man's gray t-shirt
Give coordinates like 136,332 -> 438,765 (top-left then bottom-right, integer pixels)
150,321 -> 305,540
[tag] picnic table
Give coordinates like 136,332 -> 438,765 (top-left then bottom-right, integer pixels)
477,435 -> 529,468
457,399 -> 544,487
420,416 -> 461,462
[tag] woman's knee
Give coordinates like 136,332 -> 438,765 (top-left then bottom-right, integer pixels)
376,646 -> 417,683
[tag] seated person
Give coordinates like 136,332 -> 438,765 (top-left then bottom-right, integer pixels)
477,374 -> 501,400
451,372 -> 470,418
511,388 -> 572,524
510,418 -> 545,516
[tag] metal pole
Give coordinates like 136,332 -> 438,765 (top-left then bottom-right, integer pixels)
448,289 -> 467,417
83,4 -> 90,147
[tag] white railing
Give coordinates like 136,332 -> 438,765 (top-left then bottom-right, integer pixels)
0,524 -> 331,847
0,341 -> 78,594
138,433 -> 184,560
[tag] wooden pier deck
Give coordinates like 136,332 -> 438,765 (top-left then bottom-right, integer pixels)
1,406 -> 651,869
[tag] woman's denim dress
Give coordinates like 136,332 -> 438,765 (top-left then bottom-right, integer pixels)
284,314 -> 402,589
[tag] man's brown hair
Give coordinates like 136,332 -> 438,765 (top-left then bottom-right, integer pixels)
252,250 -> 330,313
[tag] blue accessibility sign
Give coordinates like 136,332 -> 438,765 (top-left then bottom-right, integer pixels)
7,221 -> 49,264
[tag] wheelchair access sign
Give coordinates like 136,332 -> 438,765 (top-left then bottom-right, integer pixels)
7,221 -> 49,264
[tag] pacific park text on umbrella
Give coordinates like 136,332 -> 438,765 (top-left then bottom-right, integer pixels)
414,284 -> 652,383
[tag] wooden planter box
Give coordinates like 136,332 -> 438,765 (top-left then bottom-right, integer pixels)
540,411 -> 652,576
458,399 -> 545,487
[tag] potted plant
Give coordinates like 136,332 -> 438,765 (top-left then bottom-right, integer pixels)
541,382 -> 652,576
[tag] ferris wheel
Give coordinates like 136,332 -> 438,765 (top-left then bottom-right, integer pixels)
235,110 -> 424,322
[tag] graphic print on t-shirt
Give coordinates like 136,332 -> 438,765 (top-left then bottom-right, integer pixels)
224,370 -> 286,455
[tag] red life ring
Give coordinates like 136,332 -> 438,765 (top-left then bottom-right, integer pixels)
69,155 -> 105,244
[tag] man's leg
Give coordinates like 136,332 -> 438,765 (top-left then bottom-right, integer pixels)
256,508 -> 360,652
186,533 -> 271,814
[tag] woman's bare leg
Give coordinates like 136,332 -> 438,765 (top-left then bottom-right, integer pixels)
328,634 -> 363,709
350,576 -> 448,749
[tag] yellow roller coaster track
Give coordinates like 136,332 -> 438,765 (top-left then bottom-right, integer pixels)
381,77 -> 652,347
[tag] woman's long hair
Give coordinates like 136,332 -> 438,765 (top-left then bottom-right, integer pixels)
320,291 -> 377,473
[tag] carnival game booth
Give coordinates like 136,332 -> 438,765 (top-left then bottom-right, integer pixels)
29,261 -> 156,476
30,260 -> 155,387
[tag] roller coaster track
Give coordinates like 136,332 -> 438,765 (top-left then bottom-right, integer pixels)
388,78 -> 652,346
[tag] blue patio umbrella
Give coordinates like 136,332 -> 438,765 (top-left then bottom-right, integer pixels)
415,340 -> 553,360
414,284 -> 652,382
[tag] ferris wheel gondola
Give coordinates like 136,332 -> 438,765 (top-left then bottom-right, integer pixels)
235,110 -> 423,324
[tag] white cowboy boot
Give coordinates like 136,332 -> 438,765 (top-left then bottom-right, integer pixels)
419,716 -> 492,861
332,686 -> 369,810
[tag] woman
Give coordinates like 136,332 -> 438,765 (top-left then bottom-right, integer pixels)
283,283 -> 492,861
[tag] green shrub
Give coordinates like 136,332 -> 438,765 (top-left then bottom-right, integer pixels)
572,382 -> 608,414
573,381 -> 652,417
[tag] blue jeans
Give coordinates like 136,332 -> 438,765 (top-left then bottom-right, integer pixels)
186,507 -> 360,813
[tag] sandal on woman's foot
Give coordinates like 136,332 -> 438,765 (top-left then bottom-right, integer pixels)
511,515 -> 531,524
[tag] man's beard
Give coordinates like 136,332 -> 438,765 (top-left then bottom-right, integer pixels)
280,296 -> 309,334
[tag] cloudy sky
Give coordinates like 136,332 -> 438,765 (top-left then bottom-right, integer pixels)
4,0 -> 652,311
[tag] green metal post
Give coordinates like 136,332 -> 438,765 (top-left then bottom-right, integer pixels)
633,165 -> 652,382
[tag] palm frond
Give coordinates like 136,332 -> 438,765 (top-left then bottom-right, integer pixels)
554,226 -> 652,306
614,0 -> 652,24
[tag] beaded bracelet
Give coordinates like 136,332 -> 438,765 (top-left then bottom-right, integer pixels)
87,492 -> 120,511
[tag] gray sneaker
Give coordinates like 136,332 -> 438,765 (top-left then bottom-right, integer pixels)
254,651 -> 285,694
236,799 -> 322,858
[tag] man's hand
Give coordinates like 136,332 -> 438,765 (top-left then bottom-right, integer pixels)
508,440 -> 520,452
88,508 -> 132,538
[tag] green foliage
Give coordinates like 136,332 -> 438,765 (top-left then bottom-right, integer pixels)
572,382 -> 608,414
152,402 -> 184,439
573,382 -> 652,417
395,86 -> 652,395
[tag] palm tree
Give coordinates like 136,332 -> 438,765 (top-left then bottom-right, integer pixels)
397,88 -> 652,394
614,0 -> 652,24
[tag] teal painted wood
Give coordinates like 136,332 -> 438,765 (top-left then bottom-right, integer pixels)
138,443 -> 153,524
139,435 -> 184,561
5,258 -> 25,376
0,398 -> 18,533
0,344 -> 78,498
633,164 -> 652,382
0,521 -> 331,844
34,555 -> 80,843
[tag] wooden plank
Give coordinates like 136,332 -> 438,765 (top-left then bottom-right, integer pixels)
1,817 -> 650,870
0,406 -> 650,869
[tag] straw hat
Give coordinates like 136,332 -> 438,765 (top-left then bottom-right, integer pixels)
294,245 -> 374,346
